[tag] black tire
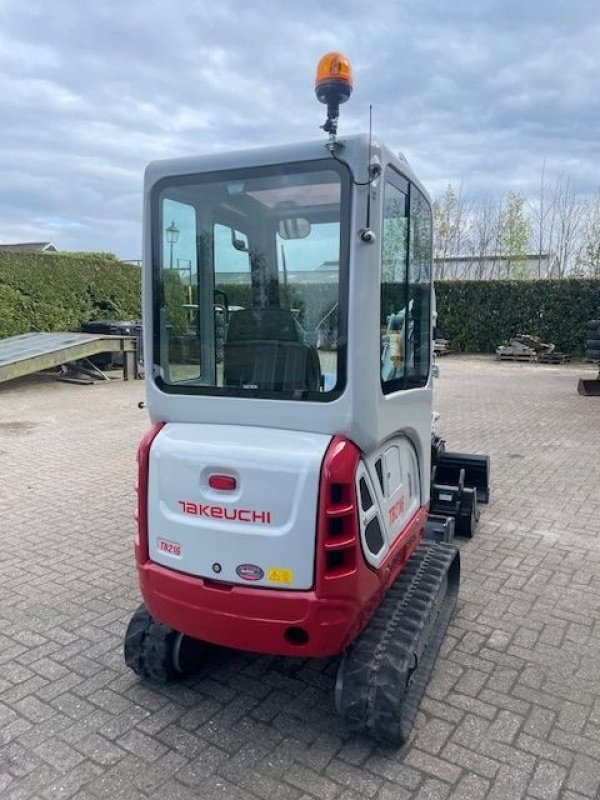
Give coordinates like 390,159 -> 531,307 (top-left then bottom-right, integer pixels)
585,320 -> 600,331
124,604 -> 207,683
585,339 -> 600,349
585,349 -> 600,361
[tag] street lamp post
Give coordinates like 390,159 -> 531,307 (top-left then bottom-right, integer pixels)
165,220 -> 180,269
177,258 -> 192,288
177,258 -> 193,307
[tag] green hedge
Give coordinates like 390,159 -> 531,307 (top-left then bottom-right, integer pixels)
435,279 -> 600,354
0,252 -> 141,338
3,253 -> 598,357
220,279 -> 600,355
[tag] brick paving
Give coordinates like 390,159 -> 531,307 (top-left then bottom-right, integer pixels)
1,356 -> 599,800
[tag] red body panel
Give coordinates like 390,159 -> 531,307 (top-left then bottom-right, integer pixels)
135,428 -> 427,658
134,421 -> 164,564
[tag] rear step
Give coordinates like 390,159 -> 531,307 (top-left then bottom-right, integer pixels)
335,541 -> 460,745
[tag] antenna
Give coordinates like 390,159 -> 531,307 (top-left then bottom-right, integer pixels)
280,243 -> 289,307
358,104 -> 380,244
366,104 -> 373,229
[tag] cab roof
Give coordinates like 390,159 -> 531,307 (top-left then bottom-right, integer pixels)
144,133 -> 430,204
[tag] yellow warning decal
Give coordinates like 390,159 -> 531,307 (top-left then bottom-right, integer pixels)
267,567 -> 294,585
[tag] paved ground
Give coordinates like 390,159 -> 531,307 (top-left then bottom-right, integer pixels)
1,356 -> 600,800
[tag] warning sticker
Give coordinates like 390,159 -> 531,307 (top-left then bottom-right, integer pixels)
267,567 -> 294,585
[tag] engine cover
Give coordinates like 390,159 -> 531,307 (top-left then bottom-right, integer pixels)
147,423 -> 331,590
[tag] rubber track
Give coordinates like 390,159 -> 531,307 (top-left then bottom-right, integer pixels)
336,541 -> 460,745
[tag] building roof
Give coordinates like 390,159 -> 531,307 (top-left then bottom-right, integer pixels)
315,260 -> 339,271
216,269 -> 339,285
434,252 -> 559,280
0,242 -> 58,253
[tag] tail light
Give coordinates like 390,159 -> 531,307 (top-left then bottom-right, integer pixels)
135,422 -> 165,563
316,436 -> 361,582
208,474 -> 237,491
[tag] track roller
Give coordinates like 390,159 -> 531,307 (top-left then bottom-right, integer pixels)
124,604 -> 208,683
335,541 -> 460,745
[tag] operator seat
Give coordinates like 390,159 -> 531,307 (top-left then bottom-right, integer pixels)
224,308 -> 321,392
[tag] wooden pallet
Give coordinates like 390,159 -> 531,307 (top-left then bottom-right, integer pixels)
496,353 -> 536,362
538,353 -> 571,364
433,339 -> 454,356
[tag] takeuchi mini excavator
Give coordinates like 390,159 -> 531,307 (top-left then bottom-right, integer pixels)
125,53 -> 490,744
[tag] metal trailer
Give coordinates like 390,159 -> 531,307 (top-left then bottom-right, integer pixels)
0,331 -> 138,385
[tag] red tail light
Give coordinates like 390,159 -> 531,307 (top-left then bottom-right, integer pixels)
208,474 -> 237,491
316,436 -> 361,583
135,421 -> 165,563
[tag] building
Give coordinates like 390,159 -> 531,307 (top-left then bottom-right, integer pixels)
216,262 -> 340,286
0,242 -> 58,253
434,253 -> 559,280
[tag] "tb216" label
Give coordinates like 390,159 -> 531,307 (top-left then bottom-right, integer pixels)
157,538 -> 182,557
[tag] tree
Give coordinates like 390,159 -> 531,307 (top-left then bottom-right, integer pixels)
499,191 -> 530,278
382,197 -> 407,282
163,269 -> 189,334
432,170 -> 597,279
576,192 -> 600,277
432,183 -> 468,279
548,175 -> 583,278
529,160 -> 548,278
464,197 -> 503,279
530,171 -> 583,277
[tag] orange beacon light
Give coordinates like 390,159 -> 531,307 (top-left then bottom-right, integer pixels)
315,52 -> 353,138
315,52 -> 353,105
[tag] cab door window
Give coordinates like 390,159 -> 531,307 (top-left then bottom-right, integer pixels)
407,187 -> 432,387
380,178 -> 408,392
380,171 -> 432,392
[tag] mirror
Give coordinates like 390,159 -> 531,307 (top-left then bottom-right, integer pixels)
278,217 -> 311,240
230,228 -> 249,252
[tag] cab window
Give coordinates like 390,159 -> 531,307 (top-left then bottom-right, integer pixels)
380,171 -> 432,392
153,160 -> 349,400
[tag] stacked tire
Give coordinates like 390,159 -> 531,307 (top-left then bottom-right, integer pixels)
586,320 -> 600,362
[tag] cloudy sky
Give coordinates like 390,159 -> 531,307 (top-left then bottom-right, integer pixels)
1,0 -> 599,258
